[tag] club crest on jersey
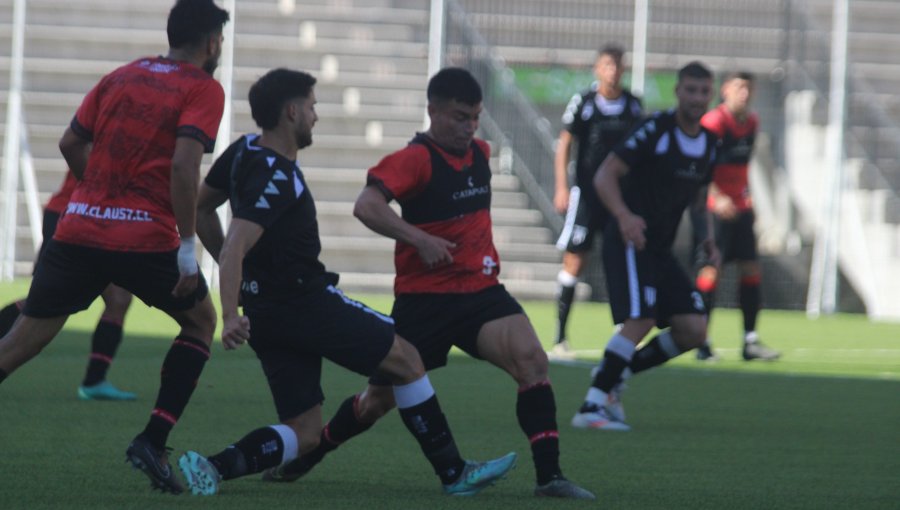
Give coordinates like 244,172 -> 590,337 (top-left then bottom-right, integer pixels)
482,255 -> 498,275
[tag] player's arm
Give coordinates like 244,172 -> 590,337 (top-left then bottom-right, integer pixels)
354,185 -> 455,268
594,153 -> 647,250
218,218 -> 263,350
553,130 -> 574,213
196,183 -> 228,262
169,137 -> 206,297
708,182 -> 737,220
58,128 -> 91,180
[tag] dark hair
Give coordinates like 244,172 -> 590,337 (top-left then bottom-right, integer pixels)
427,67 -> 482,106
167,0 -> 230,49
598,43 -> 625,62
248,68 -> 317,130
677,61 -> 713,82
722,70 -> 754,84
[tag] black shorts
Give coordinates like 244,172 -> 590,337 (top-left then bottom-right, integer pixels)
29,209 -> 61,275
603,227 -> 706,327
245,285 -> 394,421
692,208 -> 757,267
22,239 -> 208,318
556,186 -> 610,253
369,284 -> 524,386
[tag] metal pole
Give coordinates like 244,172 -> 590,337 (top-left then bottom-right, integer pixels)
425,0 -> 446,129
807,0 -> 849,317
19,118 -> 43,253
631,0 -> 649,97
0,0 -> 27,280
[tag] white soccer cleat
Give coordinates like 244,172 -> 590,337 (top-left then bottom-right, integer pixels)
571,405 -> 630,431
547,340 -> 577,360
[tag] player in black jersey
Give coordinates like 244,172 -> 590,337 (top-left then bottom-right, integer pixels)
571,62 -> 720,431
181,68 -> 515,496
551,44 -> 643,359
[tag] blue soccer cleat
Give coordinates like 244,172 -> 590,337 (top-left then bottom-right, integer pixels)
178,450 -> 221,496
78,380 -> 137,401
443,452 -> 517,496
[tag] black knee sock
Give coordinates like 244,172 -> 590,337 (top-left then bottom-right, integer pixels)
283,394 -> 374,476
739,278 -> 761,334
209,426 -> 286,480
398,394 -> 465,485
142,335 -> 210,449
630,331 -> 684,375
82,318 -> 124,386
556,284 -> 576,344
0,301 -> 23,337
517,381 -> 562,485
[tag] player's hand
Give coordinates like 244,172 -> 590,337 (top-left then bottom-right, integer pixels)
171,271 -> 199,298
703,238 -> 722,269
617,212 -> 647,250
222,314 -> 251,350
415,234 -> 456,269
553,187 -> 570,214
712,195 -> 737,220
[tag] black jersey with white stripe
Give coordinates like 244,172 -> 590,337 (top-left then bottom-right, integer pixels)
205,134 -> 329,298
562,87 -> 643,193
612,110 -> 717,252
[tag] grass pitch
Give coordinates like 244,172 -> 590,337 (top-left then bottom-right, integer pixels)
0,279 -> 898,509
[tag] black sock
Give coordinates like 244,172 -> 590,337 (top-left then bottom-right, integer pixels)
556,284 -> 576,344
209,427 -> 285,480
142,335 -> 210,449
283,394 -> 374,476
739,279 -> 761,334
517,381 -> 561,485
82,318 -> 124,386
630,331 -> 684,375
0,301 -> 23,337
0,367 -> 7,383
398,394 -> 465,485
591,352 -> 630,394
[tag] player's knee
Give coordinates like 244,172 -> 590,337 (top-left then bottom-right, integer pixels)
508,341 -> 549,386
378,336 -> 425,384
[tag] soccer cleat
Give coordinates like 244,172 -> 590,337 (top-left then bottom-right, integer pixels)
125,435 -> 184,494
695,344 -> 719,362
178,450 -> 222,496
78,380 -> 137,401
547,340 -> 576,360
534,476 -> 596,499
261,459 -> 312,483
742,341 -> 780,361
443,452 -> 517,496
571,403 -> 630,431
605,383 -> 627,422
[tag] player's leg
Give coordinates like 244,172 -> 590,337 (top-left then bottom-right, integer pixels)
78,284 -> 136,400
693,206 -> 721,360
0,299 -> 24,337
476,310 -> 594,499
731,211 -> 778,361
552,189 -> 593,356
116,250 -> 216,494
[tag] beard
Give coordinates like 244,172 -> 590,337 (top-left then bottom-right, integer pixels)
297,130 -> 313,149
202,57 -> 219,76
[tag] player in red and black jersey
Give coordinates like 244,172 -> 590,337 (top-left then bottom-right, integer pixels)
0,170 -> 136,401
572,62 -> 721,431
0,0 -> 229,494
267,68 -> 595,500
551,43 -> 643,359
691,72 -> 780,362
183,69 -> 515,497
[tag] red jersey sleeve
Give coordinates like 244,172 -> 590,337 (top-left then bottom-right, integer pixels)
176,79 -> 225,153
700,107 -> 727,139
367,144 -> 432,201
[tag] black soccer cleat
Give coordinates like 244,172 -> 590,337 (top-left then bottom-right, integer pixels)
125,434 -> 184,494
695,344 -> 719,362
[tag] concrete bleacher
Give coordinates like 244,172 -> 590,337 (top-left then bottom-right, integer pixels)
0,0 -> 575,300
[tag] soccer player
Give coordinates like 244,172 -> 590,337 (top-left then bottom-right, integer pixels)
692,71 -> 780,362
262,68 -> 595,500
0,170 -> 136,401
550,44 -> 643,359
0,0 -> 229,494
571,62 -> 720,431
181,68 -> 516,497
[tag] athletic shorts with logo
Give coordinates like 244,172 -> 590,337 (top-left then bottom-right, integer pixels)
602,224 -> 706,327
23,239 -> 208,318
245,284 -> 395,421
369,284 -> 524,386
556,185 -> 610,253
